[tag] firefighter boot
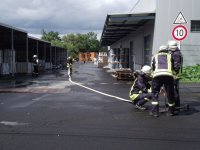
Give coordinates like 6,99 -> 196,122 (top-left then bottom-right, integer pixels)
167,106 -> 177,116
150,105 -> 159,117
135,99 -> 148,110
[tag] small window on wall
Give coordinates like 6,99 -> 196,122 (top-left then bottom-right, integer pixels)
144,35 -> 152,65
191,20 -> 200,32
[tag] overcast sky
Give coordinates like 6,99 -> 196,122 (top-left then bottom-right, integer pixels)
0,0 -> 138,39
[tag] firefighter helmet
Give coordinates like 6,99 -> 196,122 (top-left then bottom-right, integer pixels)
33,55 -> 37,58
159,45 -> 167,51
168,40 -> 178,50
141,65 -> 151,75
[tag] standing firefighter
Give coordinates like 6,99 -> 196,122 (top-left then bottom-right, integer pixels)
168,40 -> 183,109
129,65 -> 152,110
67,56 -> 73,77
151,45 -> 176,117
32,55 -> 39,77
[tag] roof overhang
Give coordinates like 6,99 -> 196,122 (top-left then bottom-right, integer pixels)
0,22 -> 27,33
28,36 -> 51,44
100,13 -> 155,47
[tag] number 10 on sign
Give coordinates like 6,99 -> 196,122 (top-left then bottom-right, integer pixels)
172,25 -> 188,41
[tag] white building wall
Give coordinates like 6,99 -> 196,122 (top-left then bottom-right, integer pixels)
108,0 -> 200,70
110,21 -> 154,70
131,0 -> 156,14
153,0 -> 200,66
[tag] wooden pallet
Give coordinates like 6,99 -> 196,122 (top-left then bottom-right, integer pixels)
115,69 -> 133,80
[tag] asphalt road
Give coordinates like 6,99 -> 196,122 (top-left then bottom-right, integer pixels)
0,62 -> 200,150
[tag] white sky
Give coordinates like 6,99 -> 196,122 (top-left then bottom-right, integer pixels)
0,0 -> 138,39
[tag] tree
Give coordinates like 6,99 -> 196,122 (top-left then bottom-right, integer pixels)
62,34 -> 79,57
41,29 -> 61,42
86,32 -> 99,52
40,30 -> 100,58
62,32 -> 100,56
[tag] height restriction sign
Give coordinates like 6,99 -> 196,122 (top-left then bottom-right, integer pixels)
172,25 -> 188,41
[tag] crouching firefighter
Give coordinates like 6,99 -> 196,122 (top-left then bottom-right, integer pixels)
151,45 -> 176,117
129,65 -> 152,110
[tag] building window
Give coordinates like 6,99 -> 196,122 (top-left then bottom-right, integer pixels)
144,35 -> 152,65
191,20 -> 200,32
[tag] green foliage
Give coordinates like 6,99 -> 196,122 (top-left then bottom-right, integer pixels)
180,64 -> 200,82
41,29 -> 61,42
41,30 -> 100,58
61,32 -> 100,57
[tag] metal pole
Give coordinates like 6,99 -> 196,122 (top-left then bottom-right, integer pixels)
11,29 -> 14,77
55,47 -> 57,65
50,45 -> 52,67
133,55 -> 135,71
37,41 -> 39,57
26,36 -> 29,73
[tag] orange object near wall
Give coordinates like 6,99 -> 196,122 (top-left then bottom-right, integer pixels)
79,52 -> 97,62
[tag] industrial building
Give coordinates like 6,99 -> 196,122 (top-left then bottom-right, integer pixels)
0,22 -> 67,76
100,0 -> 200,71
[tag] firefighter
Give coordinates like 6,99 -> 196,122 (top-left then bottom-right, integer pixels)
129,65 -> 152,110
32,55 -> 39,77
168,40 -> 183,108
151,45 -> 176,117
67,56 -> 73,77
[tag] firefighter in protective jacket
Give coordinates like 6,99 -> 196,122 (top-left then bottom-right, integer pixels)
129,65 -> 152,110
67,57 -> 73,76
168,40 -> 183,108
151,45 -> 176,117
32,55 -> 39,76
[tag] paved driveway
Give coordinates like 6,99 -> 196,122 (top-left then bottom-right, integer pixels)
0,62 -> 200,150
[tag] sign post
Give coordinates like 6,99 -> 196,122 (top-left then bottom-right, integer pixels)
172,11 -> 188,49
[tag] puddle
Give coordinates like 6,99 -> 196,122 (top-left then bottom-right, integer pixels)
5,80 -> 53,88
52,70 -> 65,77
15,81 -> 24,84
9,81 -> 31,88
39,83 -> 50,86
10,80 -> 40,88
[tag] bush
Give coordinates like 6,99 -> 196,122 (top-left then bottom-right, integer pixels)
180,64 -> 200,82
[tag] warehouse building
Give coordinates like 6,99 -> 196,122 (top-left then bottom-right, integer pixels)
0,22 -> 67,76
100,0 -> 200,71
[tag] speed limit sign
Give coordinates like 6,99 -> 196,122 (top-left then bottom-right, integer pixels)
172,25 -> 188,41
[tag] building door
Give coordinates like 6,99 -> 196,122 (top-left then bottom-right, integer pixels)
129,41 -> 135,71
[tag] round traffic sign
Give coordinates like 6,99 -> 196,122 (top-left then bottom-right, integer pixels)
172,25 -> 188,41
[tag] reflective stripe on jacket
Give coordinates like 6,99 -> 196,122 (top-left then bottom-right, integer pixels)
129,79 -> 139,100
152,52 -> 173,78
129,74 -> 150,101
67,63 -> 73,68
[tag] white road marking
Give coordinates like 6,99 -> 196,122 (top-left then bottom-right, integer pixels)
32,94 -> 50,101
69,78 -> 131,103
100,83 -> 108,85
0,121 -> 29,126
